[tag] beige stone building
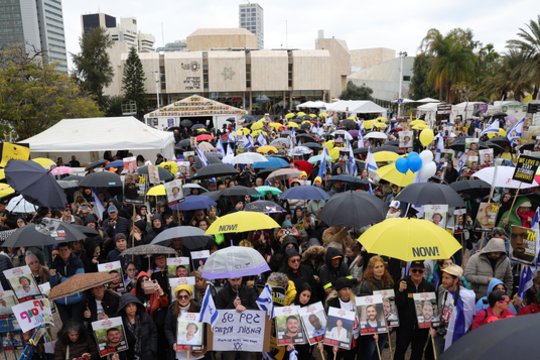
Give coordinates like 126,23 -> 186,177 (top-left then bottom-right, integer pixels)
186,28 -> 257,51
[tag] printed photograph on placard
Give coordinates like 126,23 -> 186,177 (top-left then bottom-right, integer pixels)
440,149 -> 454,165
165,179 -> 184,206
177,312 -> 203,348
0,331 -> 25,351
274,305 -> 306,346
92,316 -> 128,357
453,209 -> 467,234
3,266 -> 41,302
191,250 -> 210,271
465,138 -> 479,156
98,261 -> 125,294
167,257 -> 191,278
0,290 -> 17,318
413,292 -> 440,329
123,173 -> 146,204
465,155 -> 479,171
323,307 -> 355,350
168,277 -> 195,299
510,225 -> 537,265
399,131 -> 413,148
122,156 -> 137,173
177,161 -> 190,179
356,295 -> 388,335
298,301 -> 327,345
147,164 -> 161,185
479,149 -> 494,168
424,204 -> 448,229
534,136 -> 540,151
373,290 -> 399,328
475,202 -> 500,230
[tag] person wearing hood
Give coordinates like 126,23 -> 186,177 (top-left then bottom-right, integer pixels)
146,213 -> 166,243
53,320 -> 99,360
131,271 -> 168,318
279,248 -> 318,302
82,239 -> 102,273
319,247 -> 355,295
117,293 -> 157,360
464,238 -> 512,300
497,197 -> 534,232
475,278 -> 517,315
131,219 -> 151,246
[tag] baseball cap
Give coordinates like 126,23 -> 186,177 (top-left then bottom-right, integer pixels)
442,264 -> 463,278
410,261 -> 425,269
390,200 -> 401,209
107,205 -> 117,213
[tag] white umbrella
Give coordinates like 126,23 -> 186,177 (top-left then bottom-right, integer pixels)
292,146 -> 313,156
201,246 -> 270,280
230,152 -> 268,165
332,130 -> 353,140
473,166 -> 538,189
364,132 -> 388,140
7,195 -> 38,213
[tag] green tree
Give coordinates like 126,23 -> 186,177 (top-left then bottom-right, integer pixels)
339,81 -> 373,100
122,46 -> 147,116
105,95 -> 125,117
72,27 -> 113,110
409,53 -> 437,100
0,44 -> 102,140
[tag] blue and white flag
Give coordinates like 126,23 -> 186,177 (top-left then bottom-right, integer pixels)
518,207 -> 540,299
216,138 -> 225,157
256,284 -> 274,318
507,118 -> 525,145
198,285 -> 219,328
435,134 -> 445,163
346,139 -> 358,176
366,147 -> 378,173
358,121 -> 365,149
317,147 -> 329,179
444,286 -> 476,351
247,135 -> 255,149
480,119 -> 500,137
92,190 -> 105,221
195,146 -> 208,166
257,132 -> 267,146
223,143 -> 235,165
457,152 -> 467,172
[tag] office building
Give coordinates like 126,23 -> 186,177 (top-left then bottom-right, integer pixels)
239,2 -> 263,49
81,12 -> 116,34
156,40 -> 187,52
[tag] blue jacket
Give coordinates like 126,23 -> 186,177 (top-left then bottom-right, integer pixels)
474,278 -> 517,315
50,253 -> 85,305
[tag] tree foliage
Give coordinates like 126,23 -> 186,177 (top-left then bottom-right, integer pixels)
0,44 -> 102,140
72,27 -> 113,110
340,81 -> 373,100
122,46 -> 147,116
409,53 -> 437,100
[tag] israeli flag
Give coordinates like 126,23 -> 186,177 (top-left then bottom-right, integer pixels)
198,286 -> 219,328
216,138 -> 225,157
435,134 -> 445,163
195,146 -> 208,166
257,132 -> 267,146
480,119 -> 500,137
366,147 -> 378,173
507,118 -> 525,145
256,284 -> 275,318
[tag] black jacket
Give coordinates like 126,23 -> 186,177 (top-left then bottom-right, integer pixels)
215,283 -> 258,310
117,293 -> 157,360
102,216 -> 130,240
83,289 -> 120,322
395,277 -> 435,330
164,301 -> 201,347
319,247 -> 354,292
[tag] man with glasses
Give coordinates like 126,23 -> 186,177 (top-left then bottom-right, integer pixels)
394,261 -> 435,360
280,248 -> 318,302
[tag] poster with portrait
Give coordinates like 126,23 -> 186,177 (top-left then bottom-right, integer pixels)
479,149 -> 494,168
2,266 -> 41,302
98,261 -> 125,293
92,316 -> 128,357
298,301 -> 327,345
399,131 -> 414,148
165,179 -> 184,206
177,161 -> 191,179
510,225 -> 537,265
274,305 -> 306,346
466,155 -> 479,171
356,295 -> 388,335
465,138 -> 479,156
424,204 -> 448,229
534,136 -> 540,151
0,331 -> 25,351
191,250 -> 209,271
475,202 -> 500,230
452,208 -> 467,235
123,173 -> 147,205
323,307 -> 355,350
167,257 -> 191,278
168,277 -> 196,299
176,312 -> 203,349
0,290 -> 17,319
373,289 -> 399,328
440,149 -> 455,166
413,292 -> 440,329
122,156 -> 137,173
147,164 -> 161,185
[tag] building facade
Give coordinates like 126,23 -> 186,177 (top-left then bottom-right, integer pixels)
0,0 -> 68,72
239,2 -> 263,49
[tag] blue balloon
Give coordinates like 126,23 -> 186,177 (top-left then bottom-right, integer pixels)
395,157 -> 409,174
408,153 -> 422,172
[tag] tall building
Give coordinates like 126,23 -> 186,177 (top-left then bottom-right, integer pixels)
0,0 -> 68,72
156,40 -> 187,52
239,2 -> 263,49
81,12 -> 116,34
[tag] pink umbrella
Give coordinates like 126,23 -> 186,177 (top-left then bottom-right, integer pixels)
51,166 -> 74,176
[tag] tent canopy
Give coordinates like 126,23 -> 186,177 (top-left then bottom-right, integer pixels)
297,100 -> 327,109
21,117 -> 175,162
416,97 -> 440,103
326,100 -> 386,114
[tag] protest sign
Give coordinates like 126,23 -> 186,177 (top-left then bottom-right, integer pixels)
274,305 -> 305,346
399,131 -> 413,148
177,161 -> 190,179
465,138 -> 479,156
3,266 -> 41,302
513,155 -> 540,184
168,277 -> 195,299
475,202 -> 500,230
191,250 -> 209,271
165,179 -> 184,206
0,142 -> 30,167
323,307 -> 355,350
0,290 -> 17,319
92,317 -> 128,357
424,204 -> 448,229
209,310 -> 267,352
356,294 -> 388,335
122,157 -> 137,173
123,173 -> 147,204
510,225 -> 537,265
177,312 -> 203,349
298,301 -> 327,345
147,164 -> 160,185
479,149 -> 494,168
373,289 -> 399,328
12,298 -> 53,333
167,257 -> 191,278
413,292 -> 439,329
98,261 -> 125,293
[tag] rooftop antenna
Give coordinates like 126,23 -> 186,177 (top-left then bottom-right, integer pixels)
161,22 -> 164,47
285,20 -> 288,49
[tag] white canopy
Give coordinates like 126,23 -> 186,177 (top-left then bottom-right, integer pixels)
416,97 -> 440,103
297,100 -> 327,109
326,100 -> 386,114
21,117 -> 175,163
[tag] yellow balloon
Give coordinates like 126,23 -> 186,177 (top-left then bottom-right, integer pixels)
419,128 -> 434,147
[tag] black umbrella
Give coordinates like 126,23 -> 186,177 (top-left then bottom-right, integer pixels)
319,191 -> 386,228
353,148 -> 368,155
340,119 -> 358,130
180,119 -> 193,128
121,244 -> 177,257
200,190 -> 223,201
194,153 -> 222,169
448,137 -> 490,152
192,163 -> 239,179
395,182 -> 465,207
57,179 -> 80,189
5,160 -> 67,209
191,124 -> 206,131
72,224 -> 99,237
138,165 -> 174,182
328,175 -> 370,186
487,136 -> 511,148
150,225 -> 212,250
440,314 -> 540,360
449,179 -> 491,199
245,200 -> 286,214
79,172 -> 122,188
303,142 -> 323,151
4,220 -> 86,247
63,175 -> 84,181
225,117 -> 236,123
221,186 -> 259,197
176,139 -> 191,150
295,134 -> 316,143
491,111 -> 508,118
518,142 -> 535,153
85,159 -> 107,171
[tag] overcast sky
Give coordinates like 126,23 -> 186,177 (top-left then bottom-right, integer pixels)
62,0 -> 537,69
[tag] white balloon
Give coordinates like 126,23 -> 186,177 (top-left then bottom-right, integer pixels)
419,161 -> 437,179
419,150 -> 434,165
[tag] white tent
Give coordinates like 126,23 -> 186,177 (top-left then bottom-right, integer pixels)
21,117 -> 175,163
297,100 -> 327,109
326,100 -> 386,114
416,97 -> 440,103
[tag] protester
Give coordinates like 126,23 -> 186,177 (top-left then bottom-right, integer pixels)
83,284 -> 120,323
53,321 -> 99,360
117,293 -> 157,360
471,289 -> 515,329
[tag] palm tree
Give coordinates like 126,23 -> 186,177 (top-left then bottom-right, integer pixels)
480,50 -> 530,100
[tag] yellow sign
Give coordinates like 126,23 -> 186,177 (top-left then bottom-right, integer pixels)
0,142 -> 30,167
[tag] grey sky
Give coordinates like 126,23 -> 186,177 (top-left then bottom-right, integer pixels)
62,0 -> 538,69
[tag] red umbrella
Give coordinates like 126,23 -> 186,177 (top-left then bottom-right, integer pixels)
293,160 -> 314,175
196,134 -> 214,142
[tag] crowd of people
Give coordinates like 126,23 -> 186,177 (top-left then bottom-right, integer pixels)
0,111 -> 538,360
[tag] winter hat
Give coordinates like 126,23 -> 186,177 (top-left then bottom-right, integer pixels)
334,277 -> 353,291
174,284 -> 193,298
84,214 -> 98,226
133,220 -> 147,233
314,176 -> 322,184
285,248 -> 300,260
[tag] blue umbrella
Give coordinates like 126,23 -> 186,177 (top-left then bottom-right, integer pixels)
253,156 -> 289,169
170,195 -> 216,211
280,185 -> 330,201
104,159 -> 124,169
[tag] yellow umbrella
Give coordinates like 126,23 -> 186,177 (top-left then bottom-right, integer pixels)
319,112 -> 328,117
147,184 -> 166,196
328,147 -> 340,161
376,116 -> 388,122
309,114 -> 317,118
412,123 -> 429,131
235,128 -> 251,136
410,119 -> 427,126
324,140 -> 335,150
375,163 -> 415,187
296,112 -> 306,117
251,130 -> 268,137
0,169 -> 4,181
268,122 -> 283,130
285,113 -> 296,119
287,122 -> 299,128
301,120 -> 312,125
374,122 -> 388,129
358,218 -> 461,261
373,151 -> 400,163
487,128 -> 507,138
205,211 -> 280,235
347,116 -> 356,120
0,183 -> 15,199
196,128 -> 208,133
256,145 -> 279,154
159,161 -> 178,175
32,157 -> 56,169
363,120 -> 375,130
251,121 -> 264,130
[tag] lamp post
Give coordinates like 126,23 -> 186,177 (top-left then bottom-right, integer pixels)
154,71 -> 160,109
397,51 -> 407,119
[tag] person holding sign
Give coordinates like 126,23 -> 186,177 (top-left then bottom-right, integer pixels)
53,321 -> 99,360
117,293 -> 157,360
